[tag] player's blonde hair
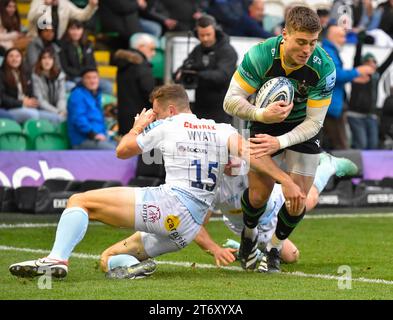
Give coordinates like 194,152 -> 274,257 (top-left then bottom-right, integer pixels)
150,84 -> 190,111
285,6 -> 321,34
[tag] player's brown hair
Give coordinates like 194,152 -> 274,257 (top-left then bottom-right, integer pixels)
150,84 -> 190,111
285,6 -> 322,34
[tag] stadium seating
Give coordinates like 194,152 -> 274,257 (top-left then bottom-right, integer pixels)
151,48 -> 165,80
0,119 -> 28,151
57,121 -> 71,148
23,119 -> 67,150
34,133 -> 69,151
94,51 -> 111,65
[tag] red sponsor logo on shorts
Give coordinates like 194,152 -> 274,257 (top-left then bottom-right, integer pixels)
142,204 -> 161,223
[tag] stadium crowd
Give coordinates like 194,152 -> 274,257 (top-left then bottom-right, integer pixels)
0,0 -> 392,151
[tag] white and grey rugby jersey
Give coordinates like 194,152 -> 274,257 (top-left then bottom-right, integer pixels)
136,113 -> 237,224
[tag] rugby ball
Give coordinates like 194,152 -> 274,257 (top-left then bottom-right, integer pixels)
255,77 -> 294,109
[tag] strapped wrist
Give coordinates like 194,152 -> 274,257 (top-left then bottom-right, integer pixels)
255,108 -> 266,122
131,125 -> 143,135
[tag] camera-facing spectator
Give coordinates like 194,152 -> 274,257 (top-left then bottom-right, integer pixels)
32,47 -> 67,123
0,0 -> 32,53
59,19 -> 111,94
175,15 -> 237,124
0,48 -> 61,123
26,24 -> 61,72
67,67 -> 116,149
113,33 -> 156,135
27,0 -> 98,40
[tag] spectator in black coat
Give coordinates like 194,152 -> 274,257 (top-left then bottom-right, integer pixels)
60,20 -> 113,94
175,15 -> 237,123
113,33 -> 156,135
348,31 -> 393,149
98,0 -> 142,49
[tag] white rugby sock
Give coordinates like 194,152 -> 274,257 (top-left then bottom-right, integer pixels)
48,207 -> 89,261
244,226 -> 258,241
266,234 -> 283,252
107,254 -> 140,270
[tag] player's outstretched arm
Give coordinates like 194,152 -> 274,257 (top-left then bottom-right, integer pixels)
116,108 -> 156,159
194,226 -> 237,267
228,133 -> 305,212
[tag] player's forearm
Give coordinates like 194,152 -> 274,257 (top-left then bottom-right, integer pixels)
194,226 -> 221,254
277,106 -> 328,149
251,154 -> 294,186
116,130 -> 142,159
223,78 -> 260,121
229,134 -> 293,186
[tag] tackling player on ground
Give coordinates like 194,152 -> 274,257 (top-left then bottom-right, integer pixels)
223,6 -> 336,272
9,84 -> 303,280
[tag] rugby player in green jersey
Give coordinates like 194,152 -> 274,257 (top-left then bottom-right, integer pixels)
223,6 -> 336,272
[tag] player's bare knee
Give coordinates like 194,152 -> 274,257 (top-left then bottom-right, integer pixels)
67,193 -> 92,218
282,248 -> 300,264
249,190 -> 268,208
67,193 -> 86,209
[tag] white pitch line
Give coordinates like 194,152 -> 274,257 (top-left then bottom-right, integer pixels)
209,212 -> 393,222
1,245 -> 393,286
1,213 -> 393,229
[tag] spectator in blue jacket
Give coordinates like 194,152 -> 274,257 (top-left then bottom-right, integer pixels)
67,68 -> 116,150
233,0 -> 273,39
321,25 -> 374,150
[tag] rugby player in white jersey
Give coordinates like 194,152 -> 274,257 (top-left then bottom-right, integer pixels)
9,84 -> 304,280
193,153 -> 358,269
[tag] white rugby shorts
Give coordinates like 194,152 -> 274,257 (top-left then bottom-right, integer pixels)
134,185 -> 201,257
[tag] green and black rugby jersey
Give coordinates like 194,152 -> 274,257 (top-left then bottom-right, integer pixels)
234,35 -> 336,123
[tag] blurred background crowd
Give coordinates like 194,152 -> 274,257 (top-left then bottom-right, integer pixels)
1,0 -> 393,152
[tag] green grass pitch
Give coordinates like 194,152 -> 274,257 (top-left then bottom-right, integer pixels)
1,211 -> 393,300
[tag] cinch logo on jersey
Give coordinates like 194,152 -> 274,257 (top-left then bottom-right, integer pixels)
177,143 -> 208,155
142,204 -> 161,223
165,215 -> 187,249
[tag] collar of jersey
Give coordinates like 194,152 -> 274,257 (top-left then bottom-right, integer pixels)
279,43 -> 303,75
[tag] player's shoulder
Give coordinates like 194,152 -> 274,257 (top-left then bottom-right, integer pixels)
142,119 -> 168,135
249,36 -> 280,55
308,44 -> 336,77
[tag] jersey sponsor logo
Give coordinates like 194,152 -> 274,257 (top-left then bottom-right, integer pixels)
187,130 -> 217,142
177,142 -> 208,155
324,70 -> 336,93
297,80 -> 310,96
313,56 -> 322,65
184,122 -> 216,130
142,204 -> 161,223
165,215 -> 187,249
143,120 -> 164,134
165,215 -> 180,231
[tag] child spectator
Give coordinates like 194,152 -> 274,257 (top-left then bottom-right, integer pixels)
32,47 -> 67,123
